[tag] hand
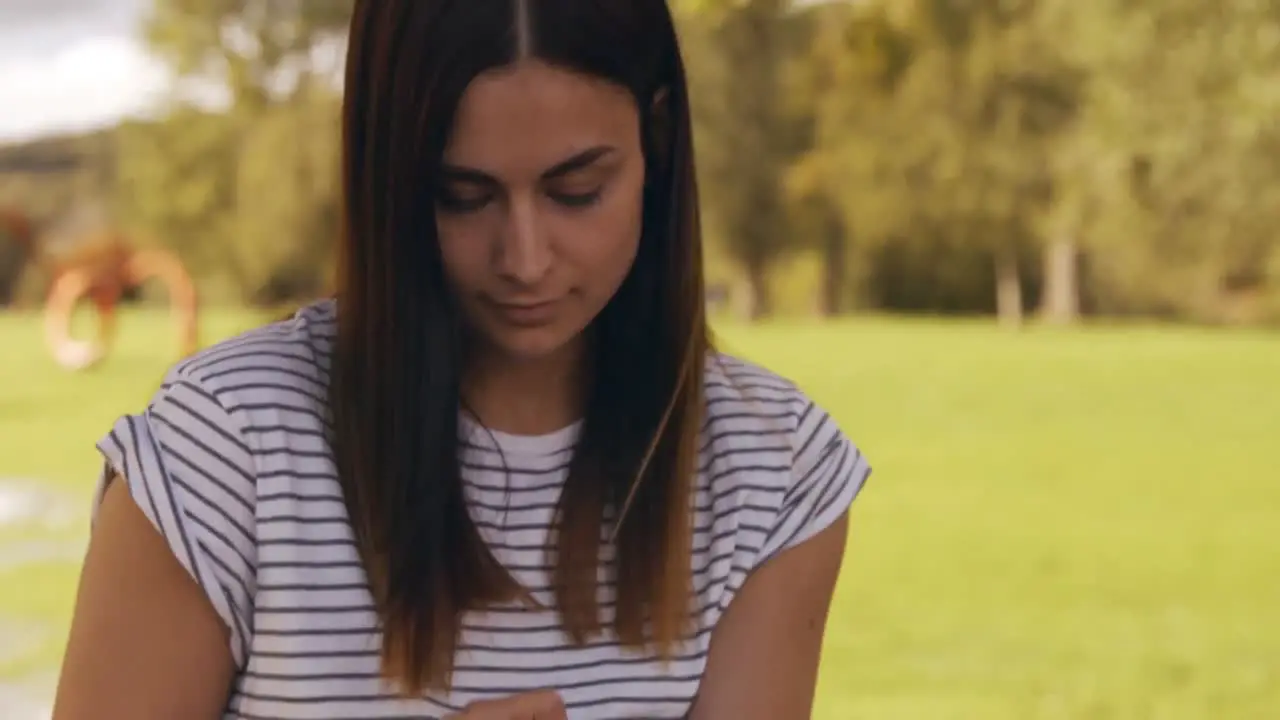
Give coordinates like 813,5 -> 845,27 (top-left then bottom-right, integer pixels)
445,689 -> 567,719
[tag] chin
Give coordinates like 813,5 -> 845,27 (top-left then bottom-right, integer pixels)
487,325 -> 581,363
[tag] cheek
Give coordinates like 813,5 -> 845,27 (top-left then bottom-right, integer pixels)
435,214 -> 493,287
560,195 -> 642,290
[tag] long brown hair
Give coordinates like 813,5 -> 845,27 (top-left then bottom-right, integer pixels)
330,0 -> 707,695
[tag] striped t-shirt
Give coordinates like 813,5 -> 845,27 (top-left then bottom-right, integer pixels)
94,299 -> 870,719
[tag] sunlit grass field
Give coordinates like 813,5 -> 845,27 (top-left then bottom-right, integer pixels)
1,307 -> 1277,718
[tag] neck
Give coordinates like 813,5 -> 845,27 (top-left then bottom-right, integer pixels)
462,337 -> 588,436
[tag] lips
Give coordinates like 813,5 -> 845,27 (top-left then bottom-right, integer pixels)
489,298 -> 559,326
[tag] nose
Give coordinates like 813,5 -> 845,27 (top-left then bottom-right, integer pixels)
495,194 -> 552,286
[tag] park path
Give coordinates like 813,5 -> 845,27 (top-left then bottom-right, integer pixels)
0,478 -> 87,720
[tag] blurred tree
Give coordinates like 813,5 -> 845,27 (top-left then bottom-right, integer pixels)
4,0 -> 1253,324
783,2 -> 912,316
794,0 -> 1082,325
115,0 -> 352,304
1064,0 -> 1280,320
679,0 -> 794,319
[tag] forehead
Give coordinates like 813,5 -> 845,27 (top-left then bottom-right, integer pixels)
444,60 -> 640,174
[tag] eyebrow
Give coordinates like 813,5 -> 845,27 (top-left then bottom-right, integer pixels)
440,145 -> 615,184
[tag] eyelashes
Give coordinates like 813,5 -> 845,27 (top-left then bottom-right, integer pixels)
435,192 -> 489,213
548,189 -> 602,208
436,187 -> 603,213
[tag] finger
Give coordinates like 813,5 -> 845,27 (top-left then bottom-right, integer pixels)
461,689 -> 565,718
526,690 -> 567,719
533,703 -> 568,720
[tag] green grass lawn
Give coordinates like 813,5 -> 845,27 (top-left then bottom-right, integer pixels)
1,307 -> 1278,718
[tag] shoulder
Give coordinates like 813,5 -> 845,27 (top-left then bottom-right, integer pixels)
700,351 -> 871,564
91,299 -> 336,667
170,298 -> 336,419
703,351 -> 806,424
115,296 -> 337,504
702,351 -> 841,459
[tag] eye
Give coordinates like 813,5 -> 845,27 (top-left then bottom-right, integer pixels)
436,187 -> 492,213
548,188 -> 602,209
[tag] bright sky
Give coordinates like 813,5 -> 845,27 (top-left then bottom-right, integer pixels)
0,0 -> 165,142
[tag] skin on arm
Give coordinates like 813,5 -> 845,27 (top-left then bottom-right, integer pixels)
687,512 -> 850,720
51,476 -> 235,720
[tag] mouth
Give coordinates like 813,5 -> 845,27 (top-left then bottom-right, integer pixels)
488,298 -> 560,326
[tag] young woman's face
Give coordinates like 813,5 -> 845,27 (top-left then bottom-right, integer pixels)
436,59 -> 646,363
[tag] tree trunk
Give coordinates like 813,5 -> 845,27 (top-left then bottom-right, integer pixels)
1039,234 -> 1080,324
745,257 -> 772,321
818,215 -> 846,317
995,249 -> 1023,329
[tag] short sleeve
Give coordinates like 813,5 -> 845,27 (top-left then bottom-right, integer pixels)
757,398 -> 871,563
93,367 -> 258,668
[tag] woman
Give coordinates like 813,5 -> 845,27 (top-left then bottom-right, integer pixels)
52,0 -> 871,718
